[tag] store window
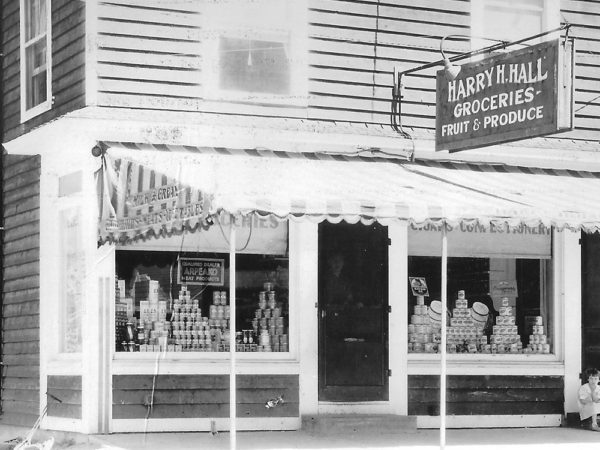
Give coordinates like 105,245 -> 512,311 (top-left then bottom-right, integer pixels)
471,0 -> 559,48
202,0 -> 307,104
20,0 -> 52,122
59,208 -> 83,353
407,222 -> 553,355
114,217 -> 289,353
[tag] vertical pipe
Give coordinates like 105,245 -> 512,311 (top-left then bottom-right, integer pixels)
0,0 -> 5,415
440,224 -> 447,450
229,218 -> 237,450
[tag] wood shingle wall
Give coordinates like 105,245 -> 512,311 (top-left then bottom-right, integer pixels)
1,155 -> 41,427
2,0 -> 86,142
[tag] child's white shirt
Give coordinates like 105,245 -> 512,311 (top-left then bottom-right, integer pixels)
579,383 -> 600,420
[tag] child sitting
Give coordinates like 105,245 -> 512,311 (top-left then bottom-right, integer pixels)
579,367 -> 600,431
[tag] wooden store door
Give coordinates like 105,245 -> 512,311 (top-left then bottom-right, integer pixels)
318,222 -> 389,402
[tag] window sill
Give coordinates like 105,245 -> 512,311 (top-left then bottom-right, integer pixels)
21,99 -> 52,123
407,353 -> 559,362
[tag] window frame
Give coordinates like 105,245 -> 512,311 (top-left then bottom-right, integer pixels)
19,0 -> 52,123
200,0 -> 307,107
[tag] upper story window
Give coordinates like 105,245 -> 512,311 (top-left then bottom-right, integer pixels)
20,0 -> 52,122
471,0 -> 559,47
202,0 -> 307,105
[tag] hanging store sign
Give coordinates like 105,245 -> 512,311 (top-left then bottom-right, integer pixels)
436,39 -> 573,152
178,257 -> 225,286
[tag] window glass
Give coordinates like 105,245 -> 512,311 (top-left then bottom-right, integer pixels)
203,0 -> 304,102
115,250 -> 289,353
407,255 -> 552,355
219,36 -> 290,95
59,208 -> 83,353
481,0 -> 544,41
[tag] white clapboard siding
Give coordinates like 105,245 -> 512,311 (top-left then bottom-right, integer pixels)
97,64 -> 201,85
97,49 -> 202,70
98,2 -> 200,26
98,78 -> 202,98
97,93 -> 309,118
101,0 -> 199,13
96,0 -> 203,109
96,35 -> 201,55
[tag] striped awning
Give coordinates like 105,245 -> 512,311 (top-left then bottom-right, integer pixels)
97,141 -> 600,243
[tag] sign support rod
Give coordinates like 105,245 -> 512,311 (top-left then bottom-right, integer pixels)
229,218 -> 237,450
440,224 -> 448,450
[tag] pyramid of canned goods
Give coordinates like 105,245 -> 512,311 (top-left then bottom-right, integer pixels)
172,286 -> 229,351
446,290 -> 488,353
525,315 -> 550,354
250,282 -> 288,352
408,295 -> 441,353
488,296 -> 523,354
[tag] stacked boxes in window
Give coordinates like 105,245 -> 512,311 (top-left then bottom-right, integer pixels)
489,297 -> 523,353
138,277 -> 169,352
408,295 -> 440,353
171,285 -> 212,351
526,315 -> 549,353
252,282 -> 287,352
447,290 -> 486,353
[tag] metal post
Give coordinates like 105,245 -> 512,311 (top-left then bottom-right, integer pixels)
440,224 -> 448,450
229,219 -> 237,450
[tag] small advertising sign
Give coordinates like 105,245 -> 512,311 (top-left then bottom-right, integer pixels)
436,39 -> 573,152
178,257 -> 225,286
409,277 -> 429,296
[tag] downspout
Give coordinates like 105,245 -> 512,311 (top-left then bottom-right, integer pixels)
0,0 -> 5,416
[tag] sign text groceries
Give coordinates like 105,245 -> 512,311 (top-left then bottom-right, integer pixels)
442,59 -> 547,137
435,40 -> 559,152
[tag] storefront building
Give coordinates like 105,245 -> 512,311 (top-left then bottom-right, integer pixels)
2,0 -> 600,436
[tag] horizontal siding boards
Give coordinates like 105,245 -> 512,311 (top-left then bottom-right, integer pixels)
96,1 -> 203,110
560,2 -> 600,142
1,155 -> 41,427
113,374 -> 299,420
47,376 -> 82,419
2,0 -> 86,142
407,375 -> 564,416
307,0 -> 468,128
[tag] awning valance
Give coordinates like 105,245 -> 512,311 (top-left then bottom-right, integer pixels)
97,141 -> 600,243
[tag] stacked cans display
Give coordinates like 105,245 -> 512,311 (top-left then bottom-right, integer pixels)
407,295 -> 440,353
525,315 -> 550,354
488,297 -> 523,353
445,290 -> 486,353
252,282 -> 288,352
171,286 -> 228,352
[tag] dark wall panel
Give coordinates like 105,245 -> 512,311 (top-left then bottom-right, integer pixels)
408,375 -> 564,416
47,375 -> 82,419
112,374 -> 299,420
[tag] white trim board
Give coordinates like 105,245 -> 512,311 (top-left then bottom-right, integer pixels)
111,417 -> 301,433
417,414 -> 562,429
